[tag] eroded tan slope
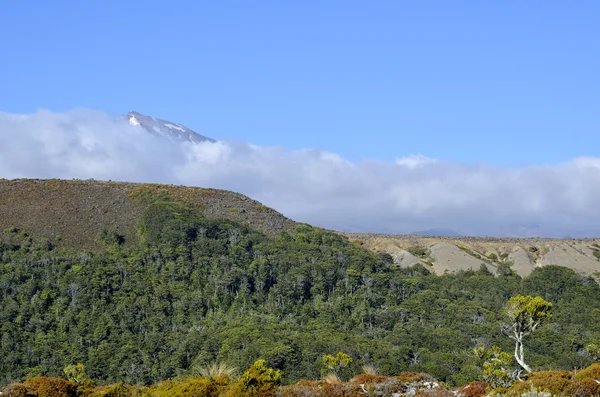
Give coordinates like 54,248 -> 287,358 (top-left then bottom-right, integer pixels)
342,233 -> 600,276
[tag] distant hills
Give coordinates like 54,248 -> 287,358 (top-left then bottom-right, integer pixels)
410,228 -> 463,237
1,178 -> 599,278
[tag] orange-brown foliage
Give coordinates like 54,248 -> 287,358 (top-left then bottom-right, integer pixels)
11,377 -> 78,397
457,381 -> 488,397
351,373 -> 388,384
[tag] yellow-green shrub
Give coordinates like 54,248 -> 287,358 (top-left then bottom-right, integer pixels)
505,370 -> 571,396
575,362 -> 600,381
225,360 -> 281,397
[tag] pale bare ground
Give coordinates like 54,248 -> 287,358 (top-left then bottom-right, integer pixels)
341,233 -> 600,277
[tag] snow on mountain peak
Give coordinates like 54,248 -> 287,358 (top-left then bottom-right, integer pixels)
126,110 -> 215,144
128,114 -> 141,127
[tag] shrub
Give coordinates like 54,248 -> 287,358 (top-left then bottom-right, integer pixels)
350,373 -> 387,385
12,377 -> 78,397
63,363 -> 88,385
457,381 -> 488,397
503,365 -> 600,397
149,377 -> 228,397
84,382 -> 145,397
478,345 -> 513,388
407,246 -> 429,258
277,380 -> 325,397
518,385 -> 551,397
321,352 -> 352,378
278,377 -> 404,397
505,370 -> 571,396
226,360 -> 281,397
566,378 -> 600,396
98,228 -> 125,246
575,362 -> 600,381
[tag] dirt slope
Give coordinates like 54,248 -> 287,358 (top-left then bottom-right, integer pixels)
0,179 -> 295,250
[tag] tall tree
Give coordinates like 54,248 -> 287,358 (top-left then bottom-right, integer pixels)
505,295 -> 553,373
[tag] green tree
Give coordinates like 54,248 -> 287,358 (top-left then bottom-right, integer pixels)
505,295 -> 553,373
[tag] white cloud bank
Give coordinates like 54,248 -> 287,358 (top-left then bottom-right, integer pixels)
1,108 -> 600,237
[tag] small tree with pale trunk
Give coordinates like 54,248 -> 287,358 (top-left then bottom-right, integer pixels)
505,295 -> 553,373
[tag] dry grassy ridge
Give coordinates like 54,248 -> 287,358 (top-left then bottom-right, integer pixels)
0,179 -> 295,250
342,232 -> 600,277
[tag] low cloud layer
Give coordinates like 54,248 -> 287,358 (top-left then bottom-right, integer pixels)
2,108 -> 600,237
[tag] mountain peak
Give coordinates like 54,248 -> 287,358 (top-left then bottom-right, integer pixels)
126,110 -> 215,144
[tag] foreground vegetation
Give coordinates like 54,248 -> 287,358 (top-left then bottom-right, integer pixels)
1,190 -> 600,392
4,362 -> 600,396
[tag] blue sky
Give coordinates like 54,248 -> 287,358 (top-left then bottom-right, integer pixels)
2,1 -> 598,165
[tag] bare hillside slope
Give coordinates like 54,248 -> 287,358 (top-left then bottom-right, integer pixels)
0,179 -> 294,250
342,233 -> 600,277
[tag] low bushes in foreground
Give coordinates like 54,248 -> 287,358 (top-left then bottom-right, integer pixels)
4,362 -> 600,397
503,363 -> 600,397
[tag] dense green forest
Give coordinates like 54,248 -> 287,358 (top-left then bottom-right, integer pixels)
1,196 -> 599,387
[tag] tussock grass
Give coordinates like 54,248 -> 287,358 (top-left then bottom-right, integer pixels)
361,364 -> 379,375
322,372 -> 341,384
194,362 -> 238,380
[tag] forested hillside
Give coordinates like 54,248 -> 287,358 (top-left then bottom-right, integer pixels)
1,186 -> 600,389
